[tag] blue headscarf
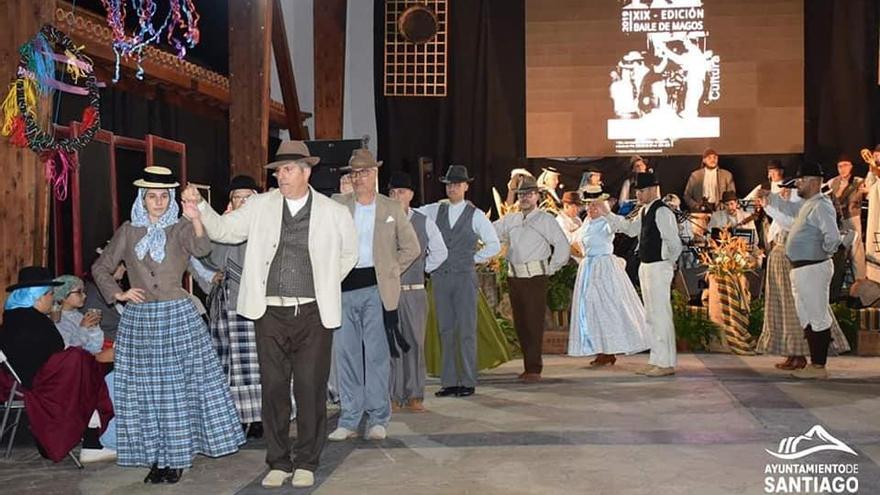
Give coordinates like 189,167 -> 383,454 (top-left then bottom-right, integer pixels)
130,188 -> 180,263
5,286 -> 53,310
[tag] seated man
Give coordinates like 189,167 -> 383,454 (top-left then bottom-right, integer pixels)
708,191 -> 756,235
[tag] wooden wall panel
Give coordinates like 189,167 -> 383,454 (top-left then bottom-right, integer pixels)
228,0 -> 272,181
0,0 -> 56,308
314,0 -> 347,139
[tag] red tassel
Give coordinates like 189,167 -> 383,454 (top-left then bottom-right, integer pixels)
9,115 -> 28,147
81,106 -> 98,130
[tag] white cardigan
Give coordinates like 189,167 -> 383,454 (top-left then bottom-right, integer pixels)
197,187 -> 358,328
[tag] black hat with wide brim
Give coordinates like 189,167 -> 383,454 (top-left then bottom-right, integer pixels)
633,172 -> 659,190
794,161 -> 825,179
6,266 -> 63,292
440,165 -> 474,184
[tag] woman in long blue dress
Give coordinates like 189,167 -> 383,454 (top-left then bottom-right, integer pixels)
568,187 -> 650,366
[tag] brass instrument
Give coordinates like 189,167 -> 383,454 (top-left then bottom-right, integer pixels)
861,148 -> 880,177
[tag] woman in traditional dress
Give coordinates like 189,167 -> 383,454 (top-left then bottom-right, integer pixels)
568,186 -> 651,365
190,175 -> 265,437
92,166 -> 244,484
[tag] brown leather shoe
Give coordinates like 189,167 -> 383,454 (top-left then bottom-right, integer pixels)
406,398 -> 427,413
774,357 -> 795,370
391,401 -> 402,413
520,372 -> 542,383
790,356 -> 807,370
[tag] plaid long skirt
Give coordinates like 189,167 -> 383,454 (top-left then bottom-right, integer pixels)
757,237 -> 851,356
115,299 -> 245,468
208,282 -> 262,424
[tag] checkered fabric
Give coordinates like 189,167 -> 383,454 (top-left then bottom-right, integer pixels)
757,236 -> 850,356
209,265 -> 263,424
114,299 -> 245,468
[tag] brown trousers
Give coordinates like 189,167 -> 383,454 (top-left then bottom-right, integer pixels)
508,275 -> 549,374
254,303 -> 333,472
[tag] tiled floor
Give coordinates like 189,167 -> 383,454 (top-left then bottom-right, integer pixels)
2,353 -> 878,494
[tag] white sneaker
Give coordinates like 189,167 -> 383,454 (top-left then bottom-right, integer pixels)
365,425 -> 387,441
292,469 -> 315,488
261,469 -> 293,488
79,447 -> 116,463
328,427 -> 358,441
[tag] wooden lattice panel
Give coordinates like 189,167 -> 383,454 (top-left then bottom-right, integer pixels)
384,1 -> 448,97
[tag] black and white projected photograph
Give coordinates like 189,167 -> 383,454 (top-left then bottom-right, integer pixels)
527,0 -> 804,156
1,1 -> 879,494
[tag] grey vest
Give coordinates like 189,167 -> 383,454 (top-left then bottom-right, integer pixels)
436,202 -> 478,274
785,195 -> 837,262
266,194 -> 316,298
401,211 -> 429,285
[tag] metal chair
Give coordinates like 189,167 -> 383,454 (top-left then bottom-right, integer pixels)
0,350 -> 83,468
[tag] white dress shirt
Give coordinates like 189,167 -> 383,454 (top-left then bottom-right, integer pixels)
494,209 -> 571,275
703,167 -> 719,204
605,199 -> 683,263
408,209 -> 448,273
418,201 -> 501,263
354,200 -> 377,268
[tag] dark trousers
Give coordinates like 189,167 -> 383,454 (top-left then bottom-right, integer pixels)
254,303 -> 333,472
508,275 -> 549,374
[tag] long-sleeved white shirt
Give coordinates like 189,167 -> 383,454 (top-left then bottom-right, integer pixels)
604,199 -> 683,263
494,209 -> 571,275
408,209 -> 448,273
418,201 -> 501,264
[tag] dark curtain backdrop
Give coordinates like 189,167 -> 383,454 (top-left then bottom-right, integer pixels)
375,0 -> 880,211
374,0 -> 525,208
57,88 -> 231,214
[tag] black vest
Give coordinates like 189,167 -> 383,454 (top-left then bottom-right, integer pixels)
639,200 -> 668,263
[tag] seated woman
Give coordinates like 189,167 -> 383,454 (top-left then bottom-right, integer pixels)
0,267 -> 114,463
53,275 -> 105,355
568,187 -> 651,366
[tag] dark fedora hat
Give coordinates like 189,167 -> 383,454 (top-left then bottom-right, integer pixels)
517,176 -> 539,193
720,190 -> 738,203
795,161 -> 825,179
388,171 -> 414,190
440,165 -> 474,184
228,175 -> 260,194
633,172 -> 659,190
6,266 -> 62,292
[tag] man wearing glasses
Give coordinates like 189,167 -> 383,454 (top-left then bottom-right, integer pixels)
493,176 -> 570,382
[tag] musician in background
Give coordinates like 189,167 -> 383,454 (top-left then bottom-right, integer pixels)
683,148 -> 736,212
863,145 -> 880,281
826,154 -> 866,280
618,156 -> 652,214
708,191 -> 755,234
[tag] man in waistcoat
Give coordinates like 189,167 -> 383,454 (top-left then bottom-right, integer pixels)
495,176 -> 570,382
181,140 -> 358,489
602,172 -> 683,377
418,165 -> 501,397
329,149 -> 420,442
387,171 -> 448,412
757,162 -> 842,379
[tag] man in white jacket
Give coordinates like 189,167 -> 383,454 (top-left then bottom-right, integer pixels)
181,140 -> 358,489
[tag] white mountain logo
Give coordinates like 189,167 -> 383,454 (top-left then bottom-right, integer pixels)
766,425 -> 858,460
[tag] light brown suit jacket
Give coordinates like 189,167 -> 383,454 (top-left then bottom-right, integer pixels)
332,192 -> 420,310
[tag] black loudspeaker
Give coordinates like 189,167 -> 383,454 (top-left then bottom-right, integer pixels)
304,138 -> 365,196
418,156 -> 433,205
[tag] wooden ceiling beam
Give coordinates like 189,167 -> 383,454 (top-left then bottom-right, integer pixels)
272,0 -> 308,140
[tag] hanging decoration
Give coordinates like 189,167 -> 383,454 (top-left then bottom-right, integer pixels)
100,0 -> 201,82
1,25 -> 101,201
